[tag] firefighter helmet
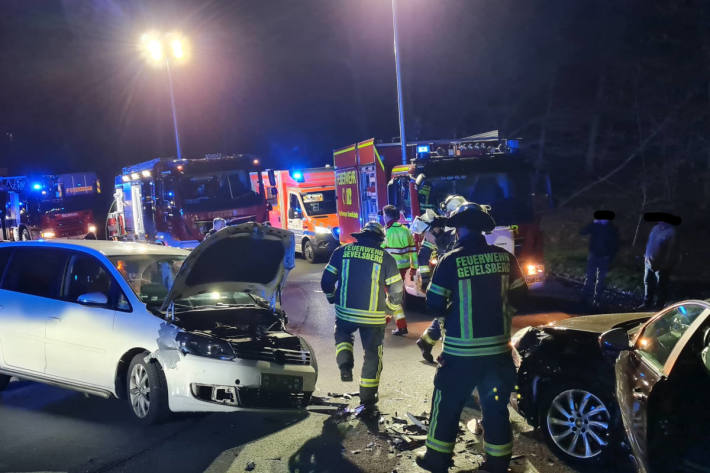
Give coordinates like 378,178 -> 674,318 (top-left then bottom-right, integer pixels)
352,221 -> 386,241
410,209 -> 439,235
447,202 -> 496,232
440,195 -> 468,217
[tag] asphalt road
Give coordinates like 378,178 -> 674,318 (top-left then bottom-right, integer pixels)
0,259 -> 590,473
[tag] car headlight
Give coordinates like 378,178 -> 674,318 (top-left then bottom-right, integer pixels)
175,332 -> 235,360
41,230 -> 56,239
525,263 -> 545,277
315,225 -> 331,234
88,224 -> 97,233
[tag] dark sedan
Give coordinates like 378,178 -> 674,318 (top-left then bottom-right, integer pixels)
601,300 -> 710,473
511,311 -> 652,466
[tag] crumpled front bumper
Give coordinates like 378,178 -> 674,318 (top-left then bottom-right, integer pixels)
162,353 -> 317,413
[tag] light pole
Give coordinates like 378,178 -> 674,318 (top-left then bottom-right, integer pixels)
391,0 -> 407,165
139,32 -> 190,160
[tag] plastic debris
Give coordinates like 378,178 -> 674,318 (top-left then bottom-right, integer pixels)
245,461 -> 256,471
466,417 -> 483,435
407,412 -> 427,432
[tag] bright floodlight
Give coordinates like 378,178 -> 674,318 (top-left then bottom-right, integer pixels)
140,31 -> 189,66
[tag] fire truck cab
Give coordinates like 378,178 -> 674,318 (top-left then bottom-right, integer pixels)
0,173 -> 101,241
108,155 -> 266,248
333,131 -> 548,294
250,167 -> 339,263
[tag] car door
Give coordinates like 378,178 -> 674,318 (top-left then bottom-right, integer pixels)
0,246 -> 69,374
44,251 -> 128,388
615,302 -> 709,473
288,192 -> 305,250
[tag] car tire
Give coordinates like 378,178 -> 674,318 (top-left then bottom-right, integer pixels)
538,382 -> 617,466
20,227 -> 31,241
0,374 -> 10,392
303,240 -> 317,264
127,353 -> 170,425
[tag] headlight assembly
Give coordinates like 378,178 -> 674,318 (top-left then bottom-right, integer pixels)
176,332 -> 235,360
315,225 -> 331,234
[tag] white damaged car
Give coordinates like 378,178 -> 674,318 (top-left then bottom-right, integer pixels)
0,222 -> 317,423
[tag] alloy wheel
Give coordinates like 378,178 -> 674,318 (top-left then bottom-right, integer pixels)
546,389 -> 610,459
129,363 -> 151,419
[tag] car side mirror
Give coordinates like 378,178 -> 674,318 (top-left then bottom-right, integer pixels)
77,292 -> 108,306
599,327 -> 630,359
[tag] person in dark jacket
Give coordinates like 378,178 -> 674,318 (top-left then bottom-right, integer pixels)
640,212 -> 681,309
416,203 -> 527,473
579,210 -> 619,307
321,221 -> 404,411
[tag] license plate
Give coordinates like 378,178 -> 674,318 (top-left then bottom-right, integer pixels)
261,373 -> 303,392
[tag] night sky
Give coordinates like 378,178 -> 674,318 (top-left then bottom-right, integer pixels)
1,0 -> 707,194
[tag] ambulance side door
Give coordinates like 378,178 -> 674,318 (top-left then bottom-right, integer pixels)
288,192 -> 305,251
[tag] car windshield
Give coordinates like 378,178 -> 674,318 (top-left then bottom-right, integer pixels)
108,254 -> 186,307
301,190 -> 336,216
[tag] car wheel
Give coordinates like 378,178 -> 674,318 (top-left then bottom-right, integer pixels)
539,384 -> 615,465
127,353 -> 170,424
0,374 -> 10,391
20,228 -> 31,241
303,240 -> 317,263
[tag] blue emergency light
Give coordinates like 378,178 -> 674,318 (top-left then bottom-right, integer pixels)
506,139 -> 520,151
32,183 -> 42,191
291,170 -> 304,182
417,145 -> 430,153
167,191 -> 175,198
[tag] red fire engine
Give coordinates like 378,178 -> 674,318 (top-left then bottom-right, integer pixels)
107,154 -> 267,248
333,131 -> 549,290
0,172 -> 101,241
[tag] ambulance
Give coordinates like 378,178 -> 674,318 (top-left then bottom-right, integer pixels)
250,168 -> 339,263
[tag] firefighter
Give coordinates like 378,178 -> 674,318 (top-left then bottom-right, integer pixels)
321,221 -> 404,412
416,203 -> 527,473
382,204 -> 416,336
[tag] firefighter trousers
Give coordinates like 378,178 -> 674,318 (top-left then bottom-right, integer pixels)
334,319 -> 384,405
420,318 -> 443,346
425,353 -> 517,473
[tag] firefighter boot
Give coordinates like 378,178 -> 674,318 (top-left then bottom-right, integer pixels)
416,337 -> 434,363
477,455 -> 511,473
415,450 -> 452,473
340,368 -> 353,382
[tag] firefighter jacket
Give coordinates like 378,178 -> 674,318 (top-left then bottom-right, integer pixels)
384,222 -> 416,270
426,234 -> 527,358
418,229 -> 456,282
321,237 -> 404,325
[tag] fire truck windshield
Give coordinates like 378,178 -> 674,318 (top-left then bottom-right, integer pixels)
178,170 -> 260,211
413,172 -> 533,225
38,194 -> 96,214
301,190 -> 337,216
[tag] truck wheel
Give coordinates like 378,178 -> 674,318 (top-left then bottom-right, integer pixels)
303,240 -> 317,263
127,353 -> 171,424
20,228 -> 31,241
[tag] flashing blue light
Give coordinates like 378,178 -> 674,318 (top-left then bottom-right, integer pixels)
417,145 -> 430,153
167,191 -> 175,198
32,183 -> 42,191
291,170 -> 304,182
507,139 -> 520,150
679,305 -> 687,315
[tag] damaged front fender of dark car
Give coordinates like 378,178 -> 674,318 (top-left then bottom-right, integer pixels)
149,223 -> 318,413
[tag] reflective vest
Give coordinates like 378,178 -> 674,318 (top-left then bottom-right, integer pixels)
384,222 -> 416,270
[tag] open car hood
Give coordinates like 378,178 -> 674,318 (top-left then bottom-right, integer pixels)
546,311 -> 653,334
161,222 -> 295,311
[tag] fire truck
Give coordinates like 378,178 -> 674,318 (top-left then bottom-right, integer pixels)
249,167 -> 339,263
0,172 -> 101,241
108,154 -> 267,248
333,131 -> 549,292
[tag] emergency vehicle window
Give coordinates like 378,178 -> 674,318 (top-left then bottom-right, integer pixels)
637,304 -> 705,369
289,193 -> 303,218
388,177 -> 411,217
63,254 -> 119,308
2,248 -> 68,299
302,190 -> 336,216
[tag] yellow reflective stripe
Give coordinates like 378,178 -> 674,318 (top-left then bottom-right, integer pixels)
426,437 -> 455,454
427,389 -> 454,453
428,283 -> 452,297
336,305 -> 386,316
336,313 -> 387,325
336,342 -> 353,355
333,145 -> 355,156
393,309 -> 405,321
510,277 -> 525,289
442,343 -> 511,357
376,344 -> 383,381
373,145 -> 385,171
386,247 -> 415,255
325,264 -> 338,275
422,241 -> 437,250
385,299 -> 401,311
360,378 -> 379,388
445,334 -> 509,346
484,441 -> 513,457
385,273 -> 402,285
340,259 -> 350,306
368,263 -> 381,311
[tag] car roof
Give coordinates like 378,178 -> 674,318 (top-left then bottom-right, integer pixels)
0,239 -> 190,257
